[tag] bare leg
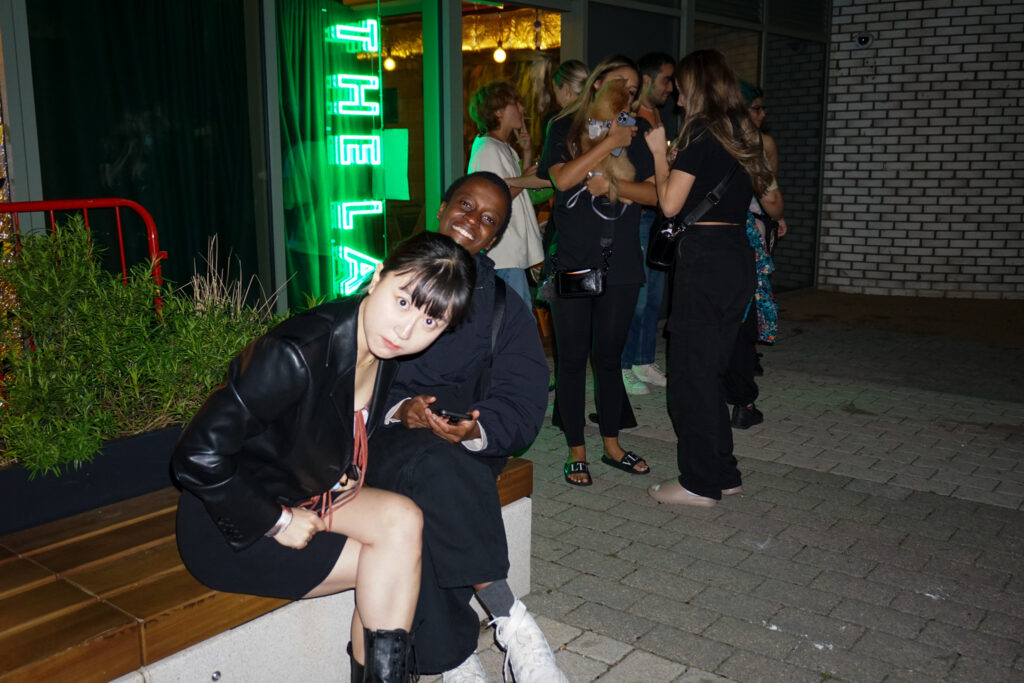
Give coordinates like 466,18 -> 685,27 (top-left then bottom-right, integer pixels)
303,487 -> 422,634
350,611 -> 364,665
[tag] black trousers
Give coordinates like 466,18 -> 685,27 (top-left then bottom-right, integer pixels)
366,426 -> 509,674
667,226 -> 755,499
724,306 -> 759,407
551,282 -> 641,445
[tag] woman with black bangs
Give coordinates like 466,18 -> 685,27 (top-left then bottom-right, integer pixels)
172,232 -> 476,682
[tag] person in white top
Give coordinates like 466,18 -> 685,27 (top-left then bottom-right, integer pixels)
467,81 -> 545,308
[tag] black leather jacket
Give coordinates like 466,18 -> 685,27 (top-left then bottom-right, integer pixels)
172,295 -> 397,550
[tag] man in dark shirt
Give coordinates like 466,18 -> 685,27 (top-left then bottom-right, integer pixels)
367,172 -> 565,682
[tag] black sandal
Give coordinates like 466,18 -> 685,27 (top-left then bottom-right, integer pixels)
601,451 -> 650,475
564,460 -> 593,486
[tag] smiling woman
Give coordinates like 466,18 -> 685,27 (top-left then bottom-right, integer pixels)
435,171 -> 513,256
537,54 -> 657,487
171,231 -> 474,682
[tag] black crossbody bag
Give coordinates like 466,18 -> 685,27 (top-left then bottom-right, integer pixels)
646,162 -> 740,270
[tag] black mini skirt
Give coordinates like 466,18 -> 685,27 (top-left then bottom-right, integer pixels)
175,489 -> 347,600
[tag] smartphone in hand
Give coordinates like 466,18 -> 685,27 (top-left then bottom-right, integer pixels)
430,406 -> 473,424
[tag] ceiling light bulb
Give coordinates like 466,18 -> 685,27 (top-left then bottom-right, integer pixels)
493,42 -> 506,63
383,55 -> 396,71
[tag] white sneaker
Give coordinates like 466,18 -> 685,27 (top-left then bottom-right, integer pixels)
622,369 -> 650,396
491,600 -> 568,683
442,652 -> 488,683
632,363 -> 667,387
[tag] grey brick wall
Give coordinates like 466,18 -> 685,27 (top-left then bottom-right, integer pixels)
822,0 -> 1024,298
767,36 -> 827,291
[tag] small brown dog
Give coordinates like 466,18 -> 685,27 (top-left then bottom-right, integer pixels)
579,78 -> 637,204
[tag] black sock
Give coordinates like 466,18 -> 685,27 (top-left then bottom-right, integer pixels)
476,580 -> 516,618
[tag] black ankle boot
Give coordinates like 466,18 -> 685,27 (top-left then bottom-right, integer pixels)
362,627 -> 413,682
347,641 -> 365,682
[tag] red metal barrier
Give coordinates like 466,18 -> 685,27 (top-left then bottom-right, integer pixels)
0,197 -> 167,284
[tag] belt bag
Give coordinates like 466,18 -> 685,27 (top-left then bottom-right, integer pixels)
646,162 -> 740,270
556,267 -> 605,297
552,208 -> 615,298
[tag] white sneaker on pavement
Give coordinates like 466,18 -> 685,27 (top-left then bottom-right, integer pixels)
632,363 -> 667,387
442,651 -> 488,683
491,600 -> 568,683
622,368 -> 650,395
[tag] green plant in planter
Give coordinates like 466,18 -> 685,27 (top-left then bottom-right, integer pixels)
0,215 -> 282,476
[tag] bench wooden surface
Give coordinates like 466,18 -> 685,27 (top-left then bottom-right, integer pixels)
0,457 -> 533,683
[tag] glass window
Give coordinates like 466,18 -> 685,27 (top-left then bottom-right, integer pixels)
277,0 -> 384,305
694,22 -> 761,85
696,0 -> 761,24
26,0 -> 259,287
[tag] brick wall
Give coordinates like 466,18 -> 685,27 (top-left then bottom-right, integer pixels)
767,36 -> 827,291
821,0 -> 1024,298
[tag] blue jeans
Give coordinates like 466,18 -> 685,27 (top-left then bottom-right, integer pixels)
621,209 -> 665,368
495,267 -> 532,309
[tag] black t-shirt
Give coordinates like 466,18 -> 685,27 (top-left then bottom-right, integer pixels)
671,124 -> 754,225
537,115 -> 655,286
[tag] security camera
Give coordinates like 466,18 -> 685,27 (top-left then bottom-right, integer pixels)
853,33 -> 874,48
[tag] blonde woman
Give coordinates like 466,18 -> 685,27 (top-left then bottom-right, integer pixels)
538,55 -> 657,486
645,50 -> 783,507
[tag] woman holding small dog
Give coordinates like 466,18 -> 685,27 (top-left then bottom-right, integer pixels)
537,55 -> 657,486
644,50 -> 784,507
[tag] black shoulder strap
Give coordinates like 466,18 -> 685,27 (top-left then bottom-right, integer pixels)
682,162 -> 740,227
491,276 -> 506,356
473,276 -> 506,403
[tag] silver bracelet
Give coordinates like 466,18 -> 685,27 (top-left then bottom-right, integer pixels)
265,506 -> 293,537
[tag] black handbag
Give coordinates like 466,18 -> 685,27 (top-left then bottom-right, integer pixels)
647,162 -> 741,270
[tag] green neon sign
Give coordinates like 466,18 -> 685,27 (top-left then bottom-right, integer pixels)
332,200 -> 384,231
326,19 -> 379,52
327,74 -> 381,116
338,246 -> 382,296
324,10 -> 385,297
329,135 -> 382,165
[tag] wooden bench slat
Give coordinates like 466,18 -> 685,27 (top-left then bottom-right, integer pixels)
103,565 -> 283,622
0,488 -> 180,556
0,579 -> 97,639
138,589 -> 289,663
64,539 -> 183,598
29,510 -> 176,575
102,566 -> 285,663
0,601 -> 139,683
0,558 -> 55,601
496,458 -> 533,506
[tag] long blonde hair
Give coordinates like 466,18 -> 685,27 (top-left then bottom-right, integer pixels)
555,55 -> 639,160
674,50 -> 774,195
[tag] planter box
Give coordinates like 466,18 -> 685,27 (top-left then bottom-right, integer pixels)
0,426 -> 181,535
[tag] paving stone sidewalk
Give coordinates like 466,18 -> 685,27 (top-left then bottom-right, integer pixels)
437,307 -> 1024,682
